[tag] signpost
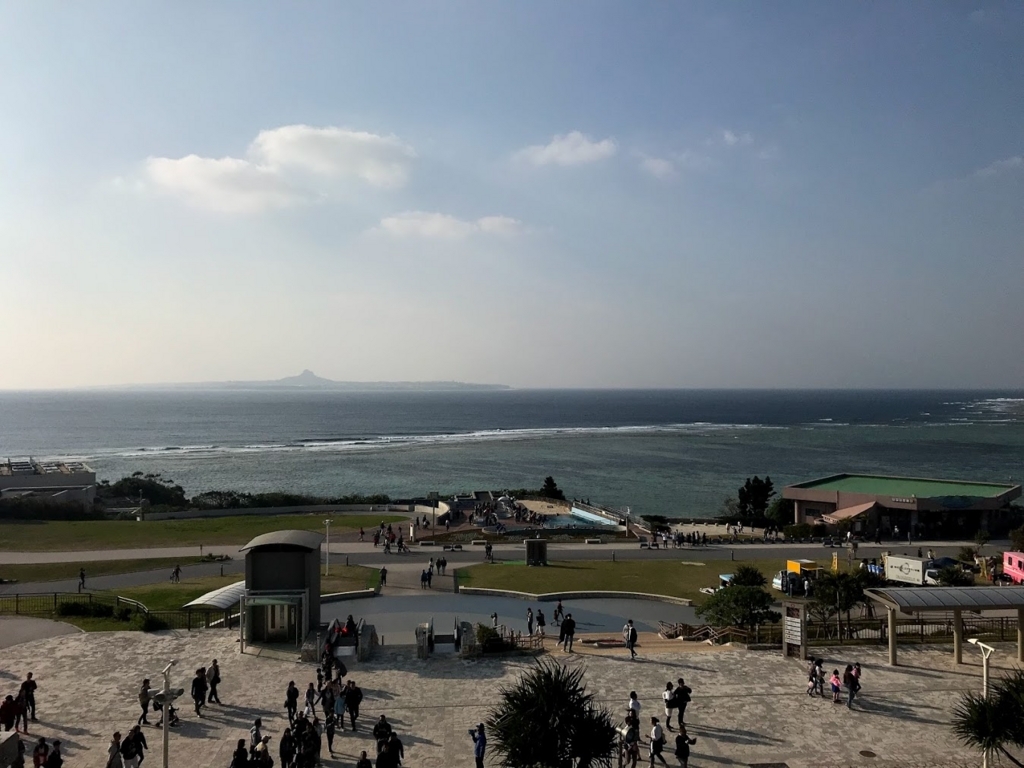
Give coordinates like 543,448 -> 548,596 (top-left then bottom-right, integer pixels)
782,602 -> 807,660
154,661 -> 183,768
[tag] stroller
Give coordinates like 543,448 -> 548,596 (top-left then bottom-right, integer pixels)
153,699 -> 180,728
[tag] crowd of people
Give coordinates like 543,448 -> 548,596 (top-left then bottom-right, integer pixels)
0,672 -> 37,736
621,679 -> 697,768
806,657 -> 863,708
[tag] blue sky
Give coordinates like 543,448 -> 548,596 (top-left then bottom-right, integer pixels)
1,2 -> 1022,388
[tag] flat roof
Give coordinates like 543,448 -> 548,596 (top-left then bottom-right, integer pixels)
865,585 -> 1024,613
789,473 -> 1018,499
0,458 -> 94,476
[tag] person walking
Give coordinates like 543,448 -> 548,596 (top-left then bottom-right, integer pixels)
20,674 -> 37,722
829,669 -> 842,703
386,732 -> 404,766
232,740 -> 249,768
536,610 -> 546,637
171,565 -> 181,583
561,613 -> 576,652
661,683 -> 675,731
356,751 -> 372,768
78,569 -> 86,591
106,733 -> 124,768
379,567 -> 387,587
31,737 -> 48,768
469,723 -> 486,768
207,660 -> 221,704
674,726 -> 697,768
526,608 -> 534,636
843,664 -> 860,709
304,682 -> 319,718
628,691 -> 642,718
324,715 -> 336,757
345,680 -> 363,731
648,717 -> 668,767
623,619 -> 638,660
190,668 -> 207,718
372,715 -> 392,755
622,712 -> 640,768
126,726 -> 147,767
249,719 -> 264,756
553,600 -> 564,625
136,680 -> 151,726
285,682 -> 299,723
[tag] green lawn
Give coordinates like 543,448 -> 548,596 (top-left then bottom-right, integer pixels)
0,514 -> 406,551
106,564 -> 379,611
0,557 -> 205,585
458,558 -> 791,604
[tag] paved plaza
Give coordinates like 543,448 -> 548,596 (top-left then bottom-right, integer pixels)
0,626 -> 1005,768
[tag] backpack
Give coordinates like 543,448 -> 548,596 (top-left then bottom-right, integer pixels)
628,627 -> 638,643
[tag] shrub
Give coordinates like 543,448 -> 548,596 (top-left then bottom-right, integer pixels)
475,623 -> 514,653
131,613 -> 170,632
957,546 -> 978,564
937,567 -> 974,587
784,524 -> 813,540
56,601 -> 114,618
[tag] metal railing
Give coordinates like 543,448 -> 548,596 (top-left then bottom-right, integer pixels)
0,591 -> 238,631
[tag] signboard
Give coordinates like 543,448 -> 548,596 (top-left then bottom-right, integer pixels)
784,616 -> 801,646
783,603 -> 806,660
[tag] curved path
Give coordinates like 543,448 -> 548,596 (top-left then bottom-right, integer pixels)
0,616 -> 81,649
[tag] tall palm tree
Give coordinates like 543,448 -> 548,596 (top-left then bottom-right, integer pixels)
488,659 -> 617,768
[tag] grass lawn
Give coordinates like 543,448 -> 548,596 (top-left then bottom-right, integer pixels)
0,557 -> 205,585
459,558 -> 803,604
0,514 -> 406,551
105,564 -> 379,611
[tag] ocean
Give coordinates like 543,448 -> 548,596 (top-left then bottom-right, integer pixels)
1,389 -> 1022,518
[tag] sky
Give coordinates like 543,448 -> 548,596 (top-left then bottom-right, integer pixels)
1,2 -> 1022,389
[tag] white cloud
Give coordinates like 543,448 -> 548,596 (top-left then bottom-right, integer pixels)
142,125 -> 415,213
636,154 -> 676,179
514,131 -> 617,167
974,155 -> 1023,178
143,155 -> 300,214
720,129 -> 754,147
378,211 -> 523,239
249,125 -> 415,187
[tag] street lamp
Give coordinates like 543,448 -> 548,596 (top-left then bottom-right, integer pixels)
968,638 -> 996,697
324,519 -> 333,576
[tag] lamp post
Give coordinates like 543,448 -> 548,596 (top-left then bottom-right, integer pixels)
159,660 -> 178,768
968,638 -> 996,768
324,519 -> 333,576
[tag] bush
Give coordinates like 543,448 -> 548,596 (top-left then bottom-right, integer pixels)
937,567 -> 975,587
1010,525 -> 1024,553
784,524 -> 813,540
56,601 -> 114,618
957,546 -> 978,564
475,623 -> 514,653
131,613 -> 170,632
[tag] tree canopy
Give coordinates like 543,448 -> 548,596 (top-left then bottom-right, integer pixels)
695,585 -> 779,630
539,476 -> 566,501
487,659 -> 617,768
737,476 -> 775,517
730,565 -> 767,588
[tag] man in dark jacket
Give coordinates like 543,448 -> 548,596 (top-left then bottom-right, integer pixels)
345,681 -> 363,732
190,669 -> 208,718
372,715 -> 392,754
561,614 -> 577,653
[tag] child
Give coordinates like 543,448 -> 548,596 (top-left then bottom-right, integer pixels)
674,726 -> 697,768
830,670 -> 842,703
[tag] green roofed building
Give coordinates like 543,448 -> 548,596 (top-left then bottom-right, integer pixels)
784,473 -> 1021,538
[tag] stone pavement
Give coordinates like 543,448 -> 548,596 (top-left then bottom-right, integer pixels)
0,629 -> 1004,768
0,616 -> 80,649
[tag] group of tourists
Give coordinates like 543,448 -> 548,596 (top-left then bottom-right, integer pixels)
621,679 -> 698,768
806,657 -> 863,708
418,556 -> 448,588
0,673 -> 38,735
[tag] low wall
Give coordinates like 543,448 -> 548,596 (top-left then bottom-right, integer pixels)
143,503 -> 414,521
457,586 -> 692,606
321,589 -> 378,603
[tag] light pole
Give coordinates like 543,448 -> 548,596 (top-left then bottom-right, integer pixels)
158,660 -> 179,768
324,519 -> 333,576
968,638 -> 996,768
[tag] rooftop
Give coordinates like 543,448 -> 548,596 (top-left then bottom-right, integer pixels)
240,529 -> 325,551
865,585 -> 1024,613
0,458 -> 94,477
788,473 -> 1019,499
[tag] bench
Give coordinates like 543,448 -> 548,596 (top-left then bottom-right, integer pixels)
471,540 -> 489,546
584,538 -> 603,545
443,544 -> 463,552
419,540 -> 436,547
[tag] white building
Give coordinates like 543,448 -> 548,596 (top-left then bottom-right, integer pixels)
0,458 -> 97,506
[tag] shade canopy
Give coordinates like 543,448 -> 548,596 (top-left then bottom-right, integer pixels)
182,580 -> 246,610
865,585 -> 1024,614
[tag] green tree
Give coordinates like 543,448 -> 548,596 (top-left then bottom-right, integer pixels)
765,497 -> 793,526
937,566 -> 974,587
952,669 -> 1024,767
695,585 -> 780,631
737,476 -> 775,518
811,572 -> 867,641
730,565 -> 767,587
487,659 -> 617,768
539,476 -> 566,501
1011,525 -> 1024,553
975,529 -> 991,552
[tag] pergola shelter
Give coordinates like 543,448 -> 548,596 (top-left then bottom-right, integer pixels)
865,586 -> 1024,666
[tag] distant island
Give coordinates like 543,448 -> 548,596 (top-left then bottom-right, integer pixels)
97,370 -> 510,392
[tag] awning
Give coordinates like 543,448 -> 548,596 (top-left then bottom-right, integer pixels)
822,502 -> 878,525
182,580 -> 245,611
245,596 -> 303,607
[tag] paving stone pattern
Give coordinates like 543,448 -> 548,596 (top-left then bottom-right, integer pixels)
0,631 -> 1002,768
